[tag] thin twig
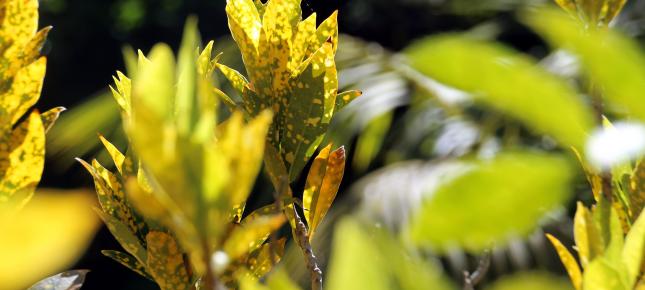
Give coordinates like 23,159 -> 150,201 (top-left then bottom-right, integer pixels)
463,250 -> 491,290
276,177 -> 323,290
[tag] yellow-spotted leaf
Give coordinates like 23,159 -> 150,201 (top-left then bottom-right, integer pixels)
248,238 -> 286,279
95,209 -> 147,264
546,234 -> 583,290
224,214 -> 286,260
623,209 -> 645,287
145,231 -> 192,290
0,112 -> 45,208
1,57 -> 46,129
98,135 -> 126,175
574,202 -> 604,267
102,250 -> 153,281
303,144 -> 345,241
335,90 -> 361,112
405,35 -> 594,149
0,191 -> 99,290
0,0 -> 39,52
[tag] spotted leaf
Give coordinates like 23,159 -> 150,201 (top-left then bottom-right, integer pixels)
145,231 -> 192,290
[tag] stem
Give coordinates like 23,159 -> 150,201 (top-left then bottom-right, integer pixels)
462,250 -> 491,290
589,81 -> 614,202
275,177 -> 323,290
202,240 -> 218,290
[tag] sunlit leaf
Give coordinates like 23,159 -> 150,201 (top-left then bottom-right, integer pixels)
95,209 -> 147,264
406,35 -> 594,149
546,234 -> 583,290
583,258 -> 629,290
629,159 -> 645,223
0,191 -> 99,290
574,202 -> 604,268
408,152 -> 574,253
28,270 -> 89,290
303,144 -> 346,241
0,57 -> 46,129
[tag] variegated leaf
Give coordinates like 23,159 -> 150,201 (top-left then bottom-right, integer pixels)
145,231 -> 192,290
102,250 -> 153,281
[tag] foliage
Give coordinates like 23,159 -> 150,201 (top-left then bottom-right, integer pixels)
0,1 -> 98,290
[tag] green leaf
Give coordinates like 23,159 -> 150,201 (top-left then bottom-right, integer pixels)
583,258 -> 629,290
176,17 -> 200,136
27,270 -> 89,290
483,272 -> 573,290
405,35 -> 594,149
573,202 -> 604,268
623,209 -> 645,287
408,151 -> 574,253
525,8 -> 645,123
327,218 -> 390,290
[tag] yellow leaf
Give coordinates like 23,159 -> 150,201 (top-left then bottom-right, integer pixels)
289,13 -> 317,73
0,112 -> 45,209
553,0 -> 577,15
0,190 -> 99,290
303,144 -> 346,241
574,202 -> 604,268
98,134 -> 126,175
0,0 -> 39,52
1,57 -> 46,129
623,209 -> 645,287
40,106 -> 65,134
546,234 -> 583,290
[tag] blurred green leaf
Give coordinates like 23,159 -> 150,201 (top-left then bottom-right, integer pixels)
583,258 -> 629,290
525,8 -> 645,123
483,272 -> 573,290
408,151 -> 574,253
405,35 -> 594,149
623,209 -> 645,287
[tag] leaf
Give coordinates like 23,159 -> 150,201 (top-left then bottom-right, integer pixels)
94,209 -> 147,264
546,234 -> 583,290
101,250 -> 153,281
176,17 -> 199,136
28,270 -> 89,290
303,144 -> 346,241
216,63 -> 249,96
623,209 -> 645,287
0,191 -> 99,290
629,159 -> 645,223
0,0 -> 39,52
574,202 -> 604,267
98,135 -> 126,175
327,218 -> 390,290
0,112 -> 45,209
224,214 -> 285,260
583,258 -> 629,290
248,238 -> 286,279
145,231 -> 192,290
483,271 -> 573,290
525,8 -> 645,123
0,57 -> 47,129
408,151 -> 574,253
553,0 -> 577,15
40,106 -> 66,133
405,35 -> 594,149
335,90 -> 362,113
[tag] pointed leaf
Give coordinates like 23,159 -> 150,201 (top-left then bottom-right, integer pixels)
583,258 -> 629,290
102,250 -> 153,281
546,234 -> 583,290
40,106 -> 66,134
224,214 -> 286,260
95,209 -> 147,264
623,209 -> 645,287
574,202 -> 604,267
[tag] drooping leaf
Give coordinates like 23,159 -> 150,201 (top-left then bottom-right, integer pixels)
405,35 -> 594,149
28,270 -> 89,290
303,144 -> 346,241
145,231 -> 192,290
546,234 -> 583,290
408,152 -> 574,253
